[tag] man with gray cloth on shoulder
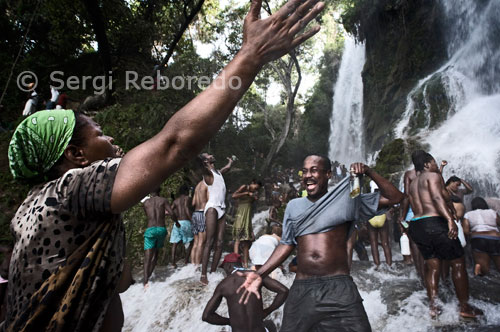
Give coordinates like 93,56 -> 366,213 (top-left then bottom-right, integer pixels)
238,154 -> 404,332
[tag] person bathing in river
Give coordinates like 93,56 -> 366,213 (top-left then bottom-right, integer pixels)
191,180 -> 208,265
445,175 -> 474,204
463,197 -> 500,276
199,153 -> 234,284
232,180 -> 261,268
143,188 -> 177,287
407,150 -> 482,319
170,185 -> 194,268
5,0 -> 325,329
238,155 -> 404,332
202,253 -> 288,332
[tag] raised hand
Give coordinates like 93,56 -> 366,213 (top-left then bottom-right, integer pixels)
241,0 -> 324,66
349,162 -> 369,176
236,271 -> 262,304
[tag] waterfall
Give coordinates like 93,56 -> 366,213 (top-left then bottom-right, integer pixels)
328,36 -> 366,165
395,0 -> 500,195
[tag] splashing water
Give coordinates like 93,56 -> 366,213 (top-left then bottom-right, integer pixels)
328,35 -> 366,165
395,0 -> 500,195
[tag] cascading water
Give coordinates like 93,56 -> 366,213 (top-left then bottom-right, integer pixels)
395,0 -> 500,195
328,35 -> 366,165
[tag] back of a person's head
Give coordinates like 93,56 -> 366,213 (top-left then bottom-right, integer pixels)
271,225 -> 282,237
178,184 -> 189,196
471,197 -> 489,210
445,175 -> 461,187
411,150 -> 433,172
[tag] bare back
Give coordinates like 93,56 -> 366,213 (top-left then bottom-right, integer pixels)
143,196 -> 170,228
409,172 -> 451,219
296,223 -> 350,279
173,195 -> 191,221
220,274 -> 266,332
193,181 -> 208,211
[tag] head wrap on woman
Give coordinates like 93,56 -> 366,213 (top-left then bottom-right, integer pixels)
8,109 -> 76,180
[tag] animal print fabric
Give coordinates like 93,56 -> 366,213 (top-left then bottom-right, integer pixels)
5,158 -> 124,332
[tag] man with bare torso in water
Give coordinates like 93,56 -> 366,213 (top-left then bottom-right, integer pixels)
202,253 -> 287,332
407,150 -> 482,319
170,185 -> 194,267
143,189 -> 178,288
238,155 -> 404,331
192,181 -> 208,265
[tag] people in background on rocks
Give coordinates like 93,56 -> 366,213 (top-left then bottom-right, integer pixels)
232,180 -> 261,268
143,188 -> 176,288
463,197 -> 500,276
267,196 -> 283,227
191,180 -> 208,265
199,153 -> 234,285
367,211 -> 392,268
22,82 -> 38,116
407,150 -> 482,319
445,175 -> 474,204
170,185 -> 194,268
202,253 -> 288,332
238,155 -> 403,332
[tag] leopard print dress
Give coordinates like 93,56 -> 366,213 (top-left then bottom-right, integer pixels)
5,158 -> 125,332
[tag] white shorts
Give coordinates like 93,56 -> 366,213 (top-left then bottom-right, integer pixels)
204,203 -> 225,219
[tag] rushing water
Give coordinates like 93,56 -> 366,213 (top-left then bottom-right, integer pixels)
121,209 -> 500,331
395,0 -> 500,195
328,35 -> 366,165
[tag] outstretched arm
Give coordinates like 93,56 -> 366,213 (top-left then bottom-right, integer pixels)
262,277 -> 289,317
202,284 -> 230,326
237,243 -> 293,304
110,0 -> 324,213
350,163 -> 404,207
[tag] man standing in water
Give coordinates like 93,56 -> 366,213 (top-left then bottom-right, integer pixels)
408,150 -> 482,319
238,155 -> 404,331
170,185 -> 194,267
143,189 -> 178,288
202,253 -> 288,332
200,154 -> 234,284
192,180 -> 208,265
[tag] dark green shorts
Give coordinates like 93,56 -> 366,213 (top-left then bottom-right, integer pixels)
280,275 -> 371,332
144,226 -> 167,250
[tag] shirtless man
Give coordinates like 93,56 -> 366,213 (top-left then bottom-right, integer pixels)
143,189 -> 178,287
170,185 -> 194,267
192,180 -> 209,265
238,155 -> 404,331
199,153 -> 234,284
407,150 -> 481,319
202,253 -> 288,332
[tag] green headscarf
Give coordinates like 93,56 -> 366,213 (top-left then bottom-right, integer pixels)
8,109 -> 76,180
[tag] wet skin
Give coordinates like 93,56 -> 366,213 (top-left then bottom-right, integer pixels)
408,157 -> 479,317
171,194 -> 193,265
203,268 -> 288,332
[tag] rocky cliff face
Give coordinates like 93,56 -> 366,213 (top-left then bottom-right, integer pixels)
343,0 -> 448,153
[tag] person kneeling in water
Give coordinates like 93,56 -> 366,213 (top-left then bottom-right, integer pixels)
202,253 -> 288,332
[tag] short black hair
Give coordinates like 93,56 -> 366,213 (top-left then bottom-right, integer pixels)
251,179 -> 263,187
471,197 -> 489,210
445,176 -> 461,187
305,154 -> 331,171
411,150 -> 434,172
178,184 -> 189,196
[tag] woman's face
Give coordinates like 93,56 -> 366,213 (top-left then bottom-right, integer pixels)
79,116 -> 118,164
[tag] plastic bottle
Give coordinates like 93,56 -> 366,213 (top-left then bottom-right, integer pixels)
400,233 -> 410,256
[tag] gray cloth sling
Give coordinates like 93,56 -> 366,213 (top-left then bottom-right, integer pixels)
281,176 -> 380,245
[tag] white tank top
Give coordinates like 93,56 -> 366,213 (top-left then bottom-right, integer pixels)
464,209 -> 499,233
204,169 -> 226,209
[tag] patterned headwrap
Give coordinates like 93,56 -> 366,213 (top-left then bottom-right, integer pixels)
8,109 -> 76,180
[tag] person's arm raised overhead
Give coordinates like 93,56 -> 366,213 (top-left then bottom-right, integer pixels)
220,157 -> 234,174
111,0 -> 324,214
